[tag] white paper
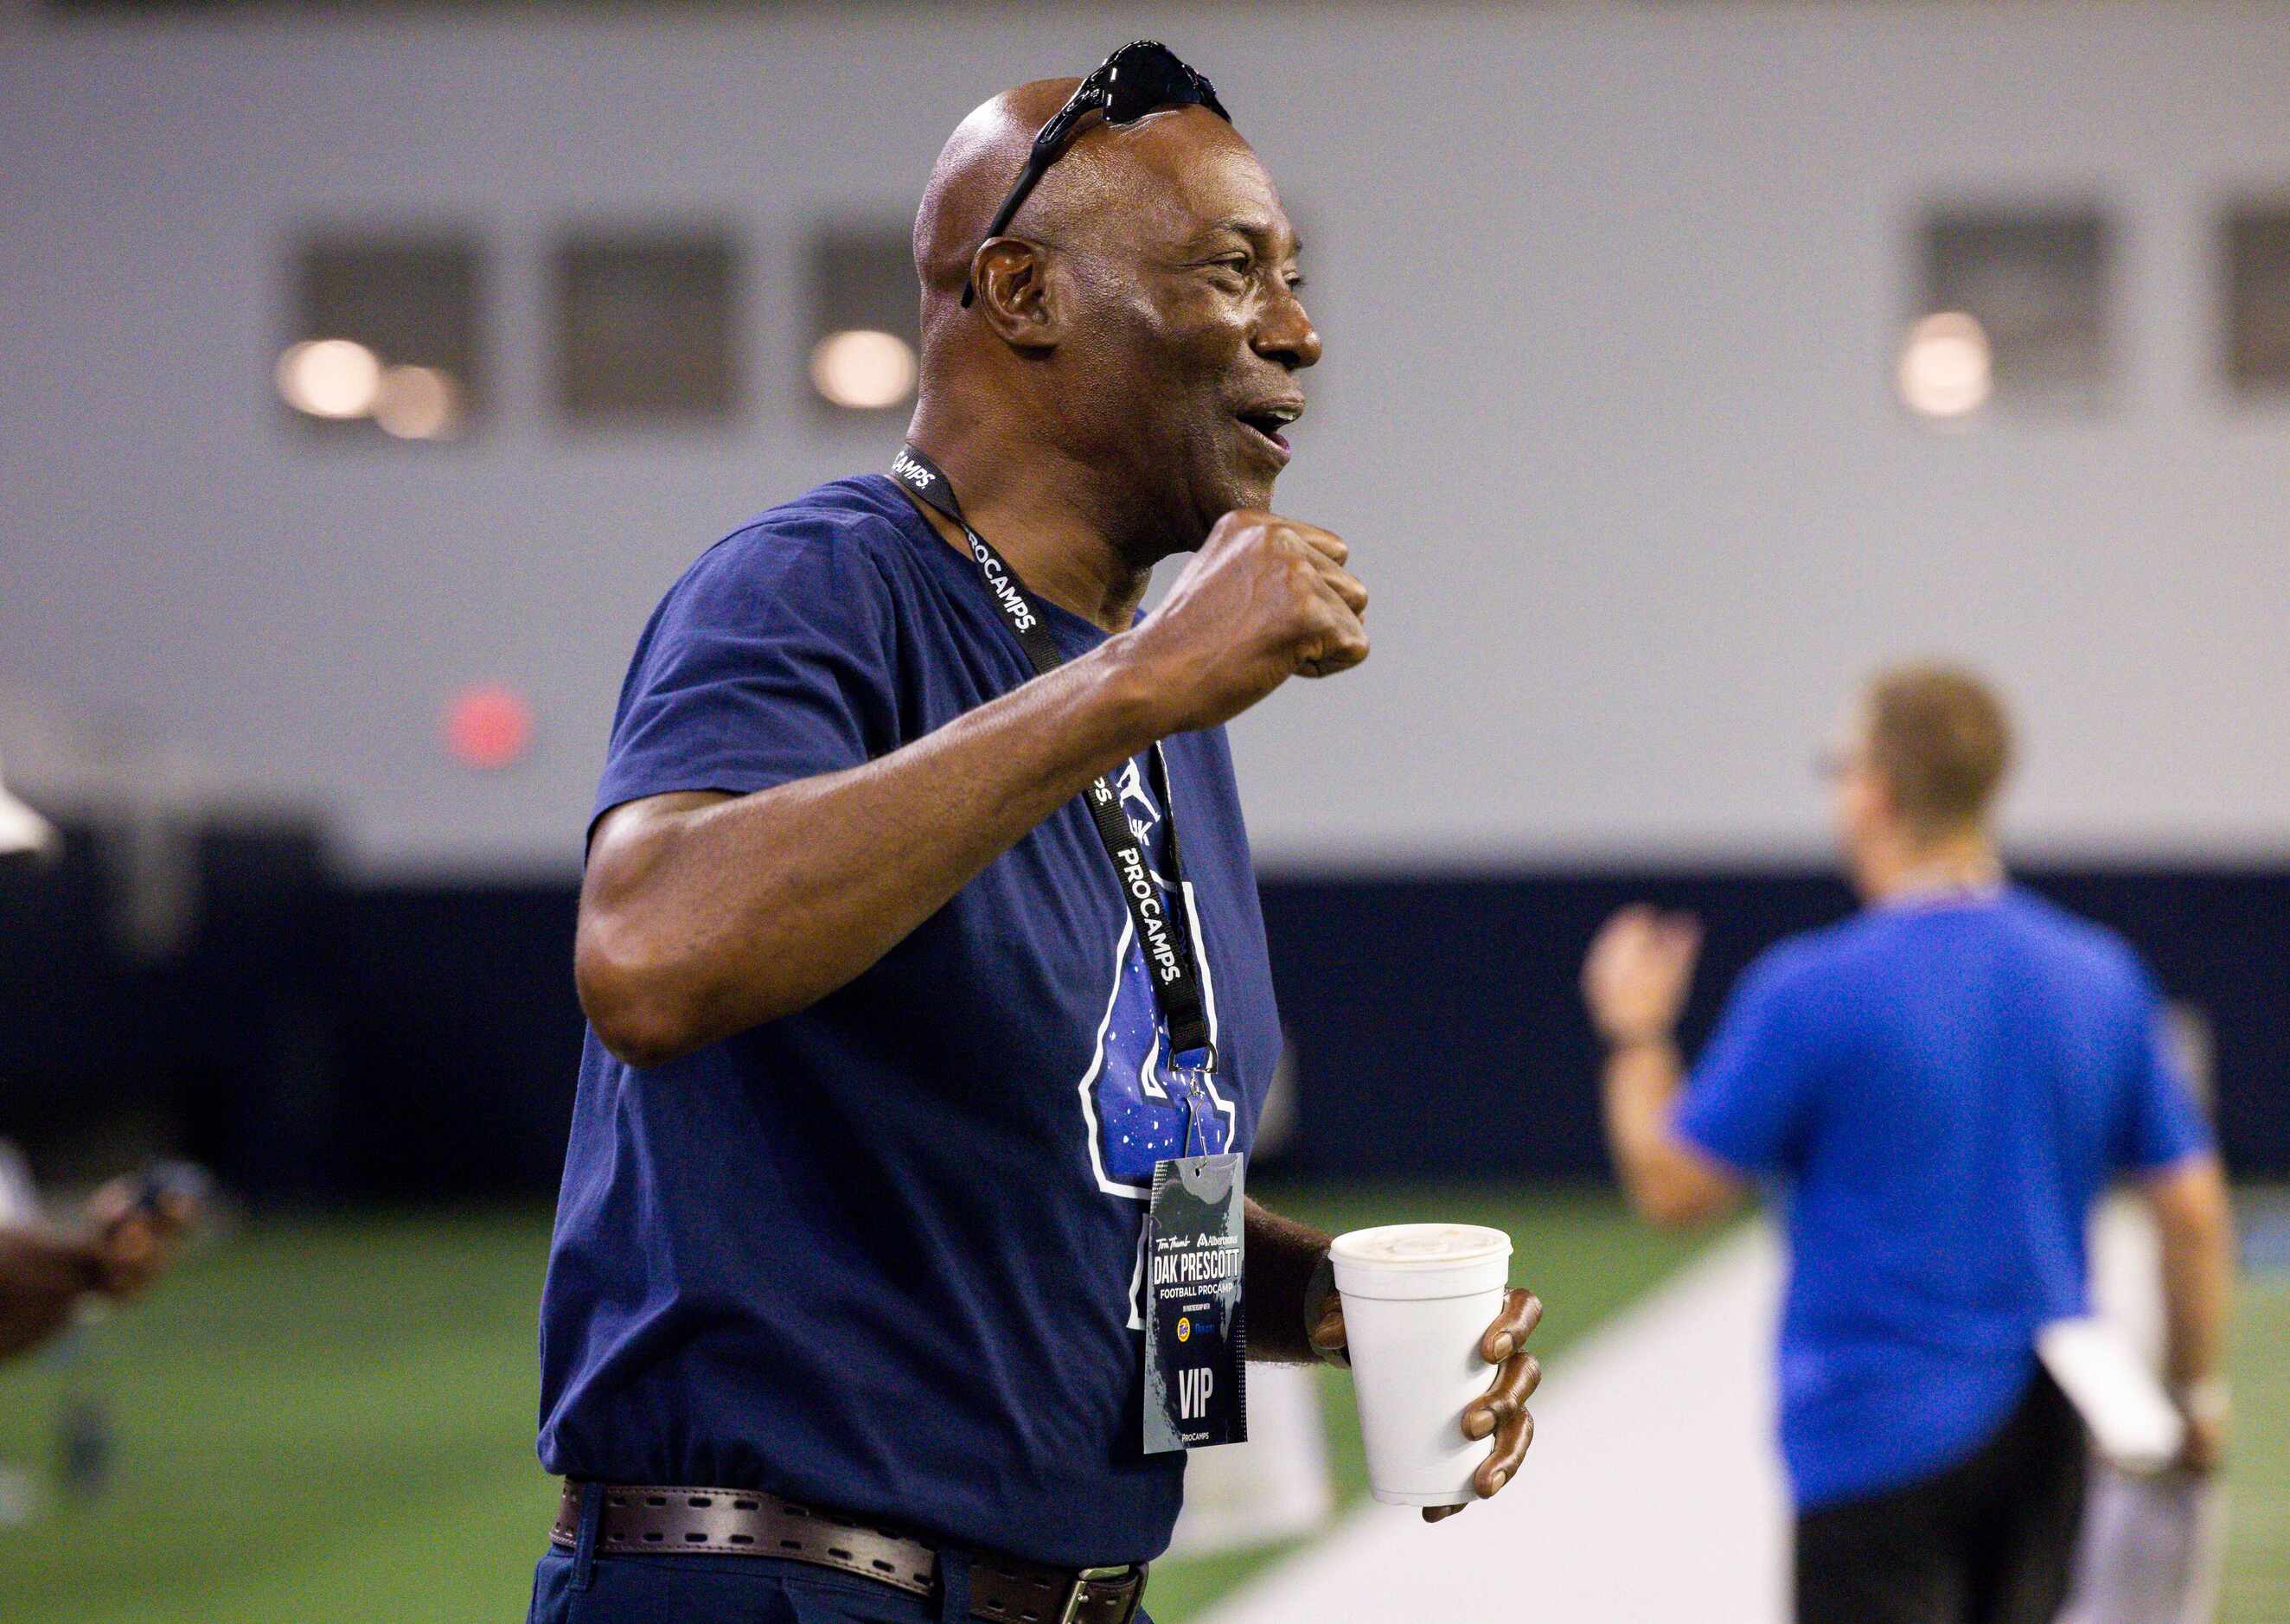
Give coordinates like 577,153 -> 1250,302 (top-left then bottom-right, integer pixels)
2036,1316 -> 2184,1475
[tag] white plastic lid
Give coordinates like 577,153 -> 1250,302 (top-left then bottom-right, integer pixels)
1329,1223 -> 1512,1300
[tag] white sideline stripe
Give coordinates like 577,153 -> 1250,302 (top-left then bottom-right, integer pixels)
1198,1223 -> 1789,1624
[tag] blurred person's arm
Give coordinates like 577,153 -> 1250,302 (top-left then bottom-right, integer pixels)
1582,907 -> 1743,1228
2114,973 -> 2236,1474
0,1179 -> 192,1362
2140,1153 -> 2235,1472
0,1225 -> 100,1360
1601,1036 -> 1743,1228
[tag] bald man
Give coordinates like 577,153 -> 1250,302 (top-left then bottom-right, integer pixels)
528,45 -> 1541,1624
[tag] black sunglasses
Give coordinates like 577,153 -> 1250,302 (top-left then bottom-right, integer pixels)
961,41 -> 1231,308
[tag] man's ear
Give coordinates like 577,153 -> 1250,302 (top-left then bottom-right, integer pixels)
969,239 -> 1064,351
1865,767 -> 1904,831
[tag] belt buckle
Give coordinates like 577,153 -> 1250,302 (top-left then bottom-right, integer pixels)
1057,1563 -> 1138,1624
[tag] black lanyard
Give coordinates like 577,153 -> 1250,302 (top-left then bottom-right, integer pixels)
891,444 -> 1214,1069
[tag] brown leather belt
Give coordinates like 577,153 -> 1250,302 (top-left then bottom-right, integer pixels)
551,1481 -> 1148,1624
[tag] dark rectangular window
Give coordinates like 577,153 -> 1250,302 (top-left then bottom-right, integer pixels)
1914,208 -> 2112,415
554,231 -> 739,422
281,233 -> 479,441
2224,206 -> 2290,395
805,221 -> 921,418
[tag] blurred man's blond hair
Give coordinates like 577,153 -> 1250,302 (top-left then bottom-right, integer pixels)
1863,664 -> 2012,841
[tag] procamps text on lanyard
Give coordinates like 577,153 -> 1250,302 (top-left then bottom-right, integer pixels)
891,443 -> 1215,1070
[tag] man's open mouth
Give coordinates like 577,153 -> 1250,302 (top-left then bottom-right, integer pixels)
1235,401 -> 1302,457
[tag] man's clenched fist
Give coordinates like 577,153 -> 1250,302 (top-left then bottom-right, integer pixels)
1117,511 -> 1368,734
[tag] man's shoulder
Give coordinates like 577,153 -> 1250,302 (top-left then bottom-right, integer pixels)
630,477 -> 937,651
1993,886 -> 2149,993
1743,917 -> 1865,994
686,475 -> 924,590
1725,911 -> 1928,1027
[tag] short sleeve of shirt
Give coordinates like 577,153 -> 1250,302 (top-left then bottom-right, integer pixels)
2114,964 -> 2213,1174
1673,945 -> 1826,1178
592,523 -> 897,831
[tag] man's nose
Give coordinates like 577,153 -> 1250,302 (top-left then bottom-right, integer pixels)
1252,289 -> 1322,371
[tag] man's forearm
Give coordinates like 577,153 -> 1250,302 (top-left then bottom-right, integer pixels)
2148,1155 -> 2236,1391
0,1229 -> 98,1363
1243,1197 -> 1334,1363
1601,1038 -> 1685,1203
1599,1039 -> 1741,1227
579,636 -> 1169,1065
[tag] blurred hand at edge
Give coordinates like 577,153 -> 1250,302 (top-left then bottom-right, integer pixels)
83,1175 -> 198,1299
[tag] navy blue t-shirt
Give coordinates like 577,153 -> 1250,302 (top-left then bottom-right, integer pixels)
1673,886 -> 2211,1511
536,476 -> 1282,1566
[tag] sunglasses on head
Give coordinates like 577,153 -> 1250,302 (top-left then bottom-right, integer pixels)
961,40 -> 1231,308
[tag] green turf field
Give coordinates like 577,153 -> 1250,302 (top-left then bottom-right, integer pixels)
2220,1254 -> 2290,1624
0,1188 -> 2280,1622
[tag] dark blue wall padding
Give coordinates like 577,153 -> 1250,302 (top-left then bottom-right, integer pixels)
1260,866 -> 2288,1181
3,828 -> 2283,1199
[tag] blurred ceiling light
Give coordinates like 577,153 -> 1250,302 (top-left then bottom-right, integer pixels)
374,364 -> 462,440
445,684 -> 534,771
277,337 -> 383,419
809,329 -> 917,411
1897,310 -> 1993,420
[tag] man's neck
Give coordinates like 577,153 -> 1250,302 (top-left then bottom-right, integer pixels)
901,421 -> 1157,636
1861,828 -> 2004,905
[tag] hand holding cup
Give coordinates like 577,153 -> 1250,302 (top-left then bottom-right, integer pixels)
1316,1224 -> 1542,1523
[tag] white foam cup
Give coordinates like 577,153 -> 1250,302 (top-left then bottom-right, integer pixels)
1329,1223 -> 1513,1507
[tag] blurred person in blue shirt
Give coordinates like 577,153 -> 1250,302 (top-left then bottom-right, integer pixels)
1578,664 -> 2235,1624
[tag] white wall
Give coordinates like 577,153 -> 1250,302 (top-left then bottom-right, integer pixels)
3,4 -> 2287,877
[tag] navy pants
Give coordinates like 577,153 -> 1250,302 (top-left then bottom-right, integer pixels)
527,1548 -> 1156,1624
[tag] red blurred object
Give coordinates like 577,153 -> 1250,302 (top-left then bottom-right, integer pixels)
445,684 -> 534,770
